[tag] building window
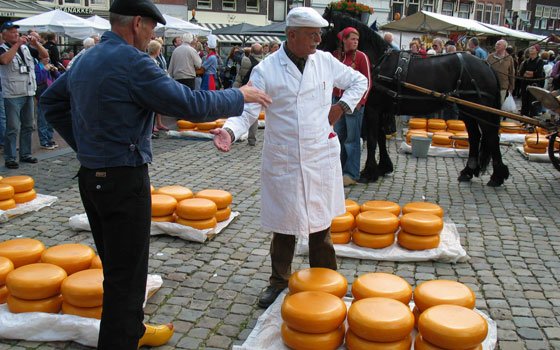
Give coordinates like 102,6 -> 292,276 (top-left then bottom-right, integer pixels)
407,0 -> 419,16
484,3 -> 492,23
543,6 -> 551,18
541,18 -> 547,30
551,7 -> 558,19
392,0 -> 404,20
492,4 -> 501,25
273,0 -> 285,20
90,0 -> 106,5
64,0 -> 80,4
247,0 -> 259,12
422,0 -> 435,12
442,1 -> 453,16
197,0 -> 211,10
222,0 -> 235,11
535,5 -> 544,17
458,3 -> 469,18
475,3 -> 483,22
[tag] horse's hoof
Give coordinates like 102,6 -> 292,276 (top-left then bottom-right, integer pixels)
357,175 -> 379,183
458,173 -> 473,182
378,165 -> 394,176
486,178 -> 504,187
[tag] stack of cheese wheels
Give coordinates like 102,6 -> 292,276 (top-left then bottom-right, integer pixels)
288,268 -> 347,298
175,198 -> 217,229
398,212 -> 443,250
431,131 -> 454,148
453,131 -> 470,149
361,200 -> 401,216
354,211 -> 399,249
281,291 -> 346,350
417,305 -> 487,350
351,272 -> 412,305
151,194 -> 177,223
345,199 -> 360,217
402,202 -> 444,218
446,120 -> 466,134
195,122 -> 217,133
90,255 -> 102,269
215,118 -> 227,128
0,183 -> 16,211
195,189 -> 233,222
0,176 -> 36,204
413,279 -> 476,328
330,212 -> 354,244
500,121 -> 525,134
41,243 -> 96,275
524,135 -> 548,154
0,257 -> 14,303
406,130 -> 429,145
346,297 -> 414,349
408,118 -> 427,131
177,120 -> 195,131
0,238 -> 45,268
61,268 -> 104,319
5,263 -> 66,313
427,119 -> 447,133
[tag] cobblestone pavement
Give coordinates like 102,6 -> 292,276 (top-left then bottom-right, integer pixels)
1,129 -> 559,350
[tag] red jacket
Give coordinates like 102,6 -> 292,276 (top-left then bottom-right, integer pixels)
332,49 -> 372,106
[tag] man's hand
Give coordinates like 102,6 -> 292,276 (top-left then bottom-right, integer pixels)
17,36 -> 28,46
211,128 -> 232,152
328,103 -> 344,126
239,82 -> 272,108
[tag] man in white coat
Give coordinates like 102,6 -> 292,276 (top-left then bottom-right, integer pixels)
212,7 -> 368,308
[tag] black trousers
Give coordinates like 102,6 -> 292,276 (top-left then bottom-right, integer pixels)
269,228 -> 337,288
177,78 -> 195,90
78,165 -> 151,350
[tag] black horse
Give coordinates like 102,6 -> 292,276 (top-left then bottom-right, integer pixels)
320,11 -> 510,187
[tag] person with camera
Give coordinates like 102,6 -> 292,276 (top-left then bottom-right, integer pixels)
0,22 -> 49,169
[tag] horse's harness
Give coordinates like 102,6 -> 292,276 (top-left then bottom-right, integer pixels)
372,51 -> 497,115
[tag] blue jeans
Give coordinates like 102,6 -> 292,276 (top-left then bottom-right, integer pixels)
36,101 -> 54,146
0,97 -> 5,147
333,98 -> 364,180
4,96 -> 34,162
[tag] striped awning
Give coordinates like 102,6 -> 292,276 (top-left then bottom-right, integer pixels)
200,23 -> 283,44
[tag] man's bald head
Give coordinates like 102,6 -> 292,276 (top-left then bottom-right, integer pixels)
251,43 -> 263,55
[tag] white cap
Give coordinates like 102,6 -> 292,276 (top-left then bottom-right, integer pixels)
286,7 -> 328,28
207,34 -> 217,49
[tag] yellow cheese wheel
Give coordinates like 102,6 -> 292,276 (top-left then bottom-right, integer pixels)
6,263 -> 67,300
345,329 -> 412,350
41,244 -> 96,275
177,120 -> 195,129
215,206 -> 232,222
195,122 -> 217,130
151,194 -> 177,217
347,297 -> 414,342
7,294 -> 62,314
156,185 -> 193,201
61,269 -> 104,308
331,212 -> 355,232
524,133 -> 546,142
356,211 -> 399,234
523,144 -> 546,154
151,214 -> 176,223
397,232 -> 440,250
62,301 -> 102,319
281,291 -> 347,333
525,137 -> 548,149
0,285 -> 8,304
452,132 -> 469,147
215,118 -> 227,128
0,198 -> 16,211
500,121 -> 522,128
90,255 -> 102,269
402,202 -> 444,218
419,305 -> 488,349
414,280 -> 476,312
0,184 -> 14,201
345,199 -> 360,217
408,118 -> 427,130
431,142 -> 452,148
431,132 -> 453,146
427,119 -> 447,129
0,256 -> 14,285
351,272 -> 412,304
0,176 -> 34,193
360,200 -> 401,216
176,198 -> 217,220
288,268 -> 348,298
447,120 -> 466,131
13,189 -> 36,204
176,216 -> 217,230
331,230 -> 351,244
414,334 -> 482,350
455,144 -> 469,149
195,189 -> 233,209
406,131 -> 429,144
0,238 -> 45,268
281,323 -> 345,350
352,231 -> 394,249
400,213 -> 443,235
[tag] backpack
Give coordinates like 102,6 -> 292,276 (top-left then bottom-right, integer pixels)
241,55 -> 260,86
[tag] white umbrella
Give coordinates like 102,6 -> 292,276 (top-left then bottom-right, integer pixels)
86,15 -> 110,31
14,9 -> 97,40
155,14 -> 211,37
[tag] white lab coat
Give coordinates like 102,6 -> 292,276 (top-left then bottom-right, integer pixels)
224,43 -> 368,236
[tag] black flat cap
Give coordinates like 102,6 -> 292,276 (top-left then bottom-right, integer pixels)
110,0 -> 166,25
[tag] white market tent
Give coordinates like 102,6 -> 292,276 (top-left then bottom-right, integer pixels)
14,9 -> 98,40
86,15 -> 110,31
479,23 -> 547,41
381,11 -> 504,36
155,14 -> 211,37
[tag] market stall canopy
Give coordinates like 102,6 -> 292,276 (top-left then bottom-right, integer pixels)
155,14 -> 211,36
479,23 -> 547,41
85,15 -> 110,31
244,21 -> 286,36
14,9 -> 98,40
200,23 -> 282,44
381,11 -> 503,36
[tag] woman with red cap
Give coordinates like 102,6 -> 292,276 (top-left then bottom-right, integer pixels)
332,27 -> 372,186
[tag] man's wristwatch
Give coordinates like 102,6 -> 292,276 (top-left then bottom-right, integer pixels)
336,100 -> 352,114
223,127 -> 235,142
